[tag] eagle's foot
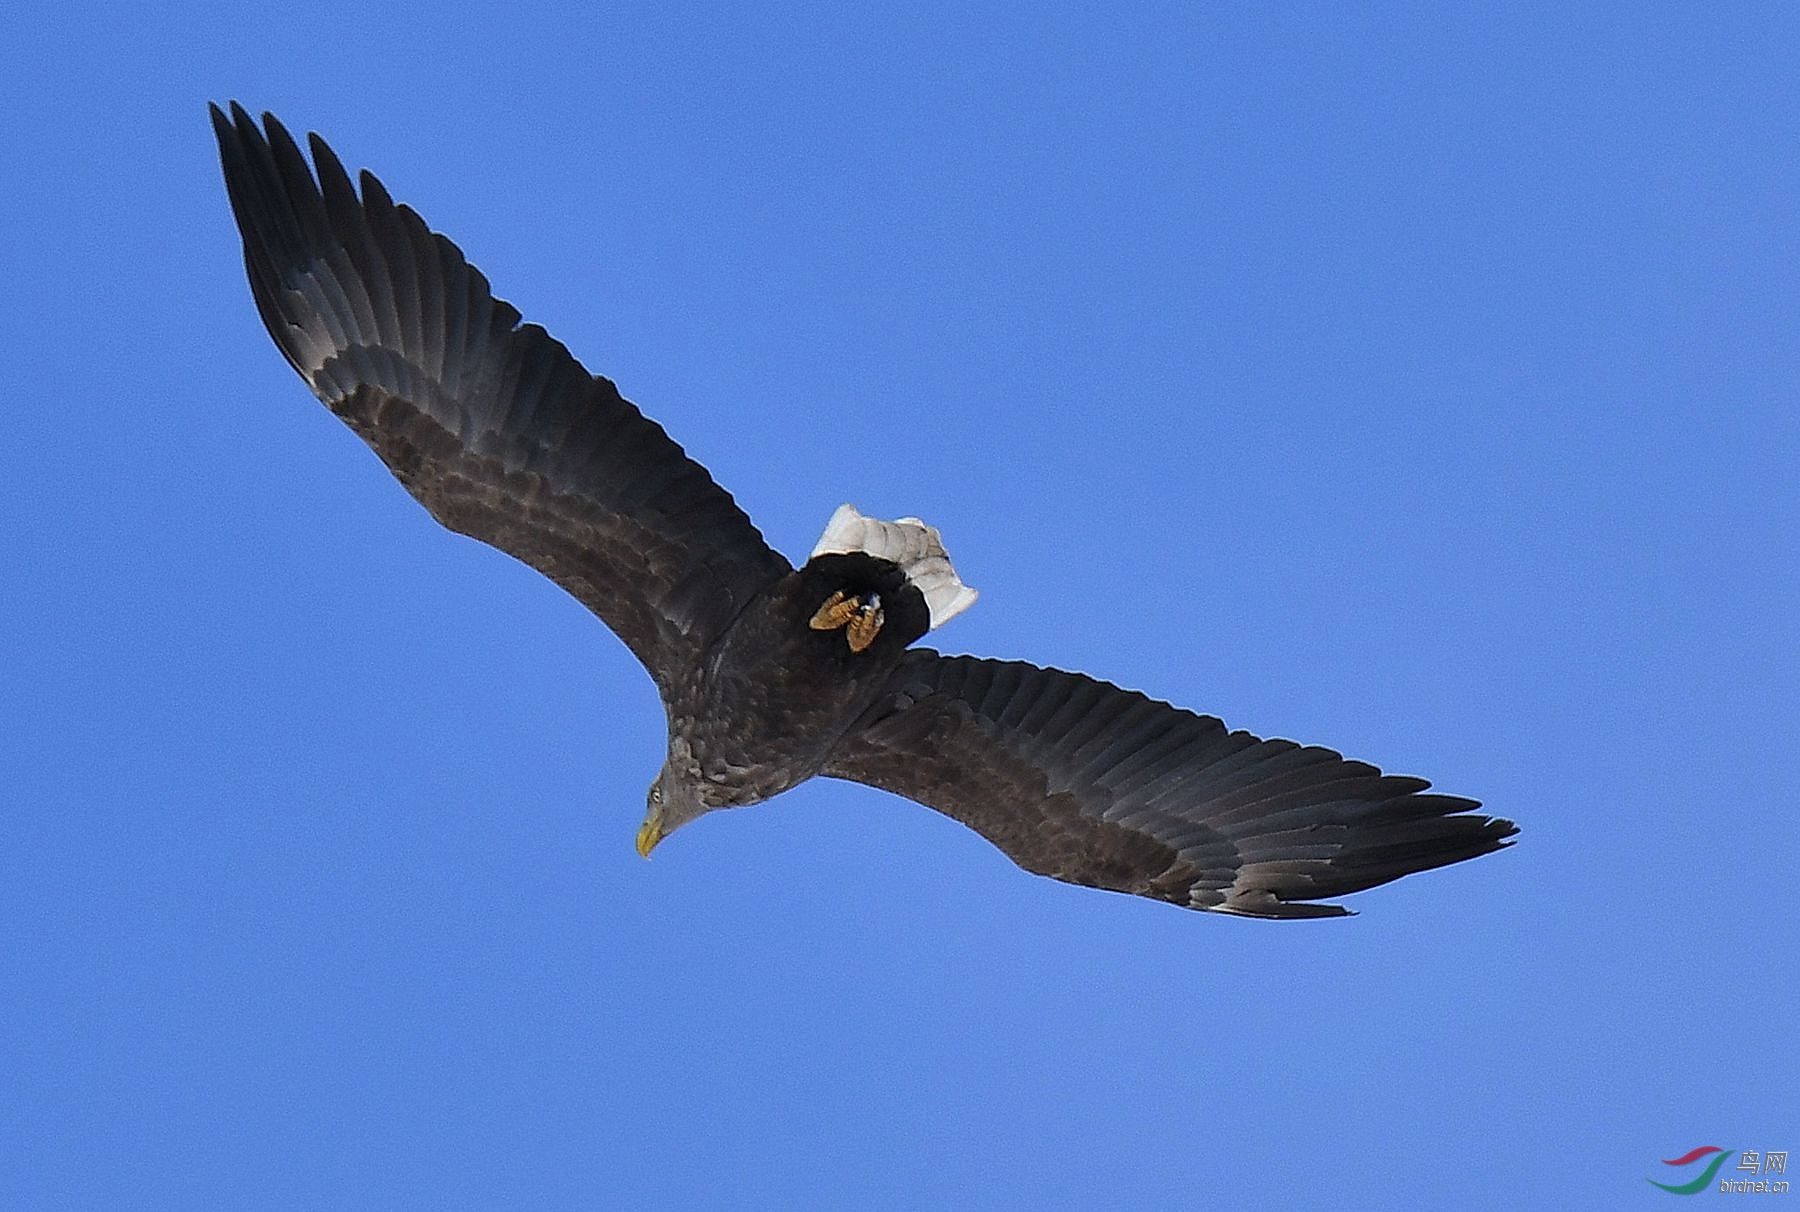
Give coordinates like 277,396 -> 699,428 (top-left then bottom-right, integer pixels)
809,589 -> 859,631
845,596 -> 884,653
809,589 -> 885,652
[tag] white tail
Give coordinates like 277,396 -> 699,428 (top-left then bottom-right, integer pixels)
809,503 -> 978,630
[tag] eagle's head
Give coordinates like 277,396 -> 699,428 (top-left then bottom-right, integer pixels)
635,745 -> 710,858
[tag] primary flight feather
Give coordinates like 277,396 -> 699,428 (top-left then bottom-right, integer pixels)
213,103 -> 1516,918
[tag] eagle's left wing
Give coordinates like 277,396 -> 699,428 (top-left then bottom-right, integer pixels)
824,650 -> 1516,917
212,104 -> 791,696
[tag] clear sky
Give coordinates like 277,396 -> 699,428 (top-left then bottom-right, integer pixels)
2,4 -> 1795,1208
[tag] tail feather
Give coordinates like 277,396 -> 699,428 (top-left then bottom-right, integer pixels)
809,504 -> 978,629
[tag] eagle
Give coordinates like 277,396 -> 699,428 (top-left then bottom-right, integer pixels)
212,103 -> 1516,919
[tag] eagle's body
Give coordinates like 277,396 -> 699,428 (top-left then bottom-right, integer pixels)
668,552 -> 933,813
213,103 -> 1516,919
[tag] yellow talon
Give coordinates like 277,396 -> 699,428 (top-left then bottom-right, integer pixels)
845,600 -> 884,653
809,589 -> 860,631
811,588 -> 883,652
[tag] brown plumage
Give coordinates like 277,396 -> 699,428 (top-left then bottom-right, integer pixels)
213,103 -> 1516,919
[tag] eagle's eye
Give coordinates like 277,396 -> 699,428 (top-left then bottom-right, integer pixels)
650,786 -> 663,805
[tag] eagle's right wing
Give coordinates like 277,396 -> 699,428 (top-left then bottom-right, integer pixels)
825,650 -> 1516,918
213,104 -> 791,695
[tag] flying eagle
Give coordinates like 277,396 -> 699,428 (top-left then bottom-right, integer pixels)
212,104 -> 1516,919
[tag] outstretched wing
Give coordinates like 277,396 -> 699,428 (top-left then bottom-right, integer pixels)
212,103 -> 790,694
825,651 -> 1516,918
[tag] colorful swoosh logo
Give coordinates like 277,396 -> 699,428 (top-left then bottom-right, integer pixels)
1649,1146 -> 1734,1195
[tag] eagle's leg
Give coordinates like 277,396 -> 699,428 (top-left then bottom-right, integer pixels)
809,589 -> 886,652
809,589 -> 859,631
845,594 -> 885,653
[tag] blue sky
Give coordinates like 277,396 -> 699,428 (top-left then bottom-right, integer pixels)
2,4 -> 1795,1208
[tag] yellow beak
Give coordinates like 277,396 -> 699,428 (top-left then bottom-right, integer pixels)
635,811 -> 664,859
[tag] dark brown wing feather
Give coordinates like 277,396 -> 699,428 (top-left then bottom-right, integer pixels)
825,651 -> 1516,918
212,103 -> 790,694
